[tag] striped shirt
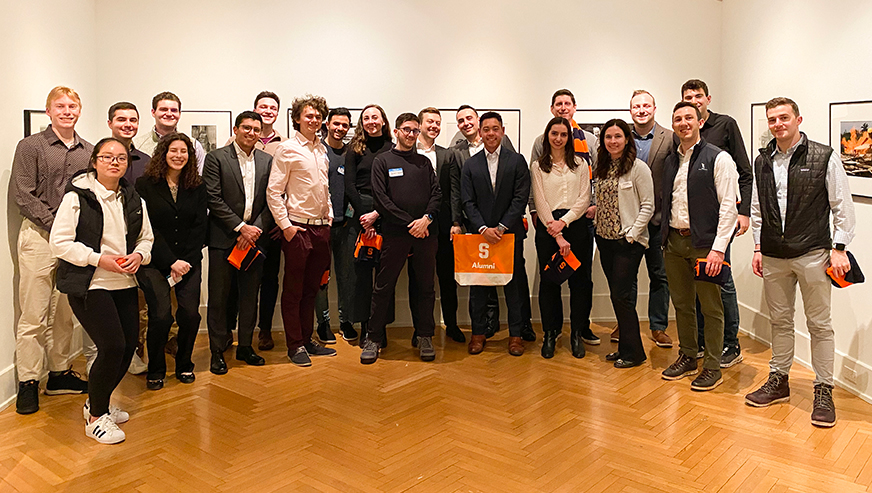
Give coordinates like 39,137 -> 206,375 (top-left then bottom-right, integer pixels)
11,125 -> 93,231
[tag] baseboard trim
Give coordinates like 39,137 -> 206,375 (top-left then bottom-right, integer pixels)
0,363 -> 16,412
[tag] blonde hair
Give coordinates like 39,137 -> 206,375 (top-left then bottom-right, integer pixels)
45,86 -> 81,110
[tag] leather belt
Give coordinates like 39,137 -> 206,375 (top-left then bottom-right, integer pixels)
289,215 -> 329,226
671,227 -> 692,237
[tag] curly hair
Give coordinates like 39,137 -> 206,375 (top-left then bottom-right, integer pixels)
291,94 -> 328,131
144,132 -> 202,189
350,104 -> 390,155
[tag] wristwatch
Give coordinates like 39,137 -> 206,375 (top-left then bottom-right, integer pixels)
834,243 -> 846,251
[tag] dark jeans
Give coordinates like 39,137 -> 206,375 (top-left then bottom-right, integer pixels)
597,236 -> 647,363
470,233 -> 526,337
68,288 -> 138,417
137,264 -> 201,378
534,213 -> 593,335
370,233 -> 438,343
280,224 -> 331,351
315,220 -> 354,325
349,218 -> 394,325
697,244 -> 740,349
207,246 -> 264,353
409,229 -> 458,329
642,222 -> 670,332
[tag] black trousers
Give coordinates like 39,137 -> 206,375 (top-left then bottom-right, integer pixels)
137,264 -> 202,379
68,288 -> 138,418
409,229 -> 458,329
597,236 -> 647,363
369,233 -> 438,344
258,235 -> 282,333
349,218 -> 395,325
534,213 -> 593,335
207,246 -> 264,353
470,234 -> 526,337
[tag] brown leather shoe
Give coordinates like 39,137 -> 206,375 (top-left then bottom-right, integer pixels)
610,327 -> 619,343
468,335 -> 486,354
651,330 -> 673,348
258,331 -> 275,351
508,337 -> 524,356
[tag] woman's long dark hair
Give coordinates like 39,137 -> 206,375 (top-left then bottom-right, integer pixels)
144,132 -> 202,189
349,104 -> 390,155
538,117 -> 577,173
594,118 -> 636,180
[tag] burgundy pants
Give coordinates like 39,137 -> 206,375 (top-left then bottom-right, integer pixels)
280,223 -> 331,351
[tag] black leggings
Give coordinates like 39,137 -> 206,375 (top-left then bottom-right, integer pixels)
68,288 -> 139,417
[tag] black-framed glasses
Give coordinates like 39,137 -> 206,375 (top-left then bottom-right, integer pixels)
96,155 -> 128,164
398,127 -> 421,136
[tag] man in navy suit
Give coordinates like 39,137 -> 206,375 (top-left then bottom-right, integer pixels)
461,112 -> 531,356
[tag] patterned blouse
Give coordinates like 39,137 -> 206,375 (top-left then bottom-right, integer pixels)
595,163 -> 622,239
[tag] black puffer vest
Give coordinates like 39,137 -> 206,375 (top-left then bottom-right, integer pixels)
755,133 -> 832,259
56,170 -> 143,297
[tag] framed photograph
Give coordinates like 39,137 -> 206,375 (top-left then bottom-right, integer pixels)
572,109 -> 633,139
830,100 -> 872,197
24,109 -> 50,137
750,103 -> 773,159
180,110 -> 232,153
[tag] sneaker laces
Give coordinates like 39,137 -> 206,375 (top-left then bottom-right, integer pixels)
363,339 -> 379,352
57,368 -> 85,380
91,413 -> 122,433
814,384 -> 834,411
669,353 -> 693,370
419,337 -> 433,350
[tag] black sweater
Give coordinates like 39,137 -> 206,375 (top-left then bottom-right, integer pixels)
344,133 -> 392,216
371,147 -> 441,236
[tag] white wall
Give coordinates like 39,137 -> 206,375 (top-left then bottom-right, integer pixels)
0,0 -> 724,408
721,0 -> 872,401
0,1 -> 99,409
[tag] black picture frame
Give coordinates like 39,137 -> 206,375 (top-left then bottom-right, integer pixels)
829,100 -> 872,198
23,109 -> 50,138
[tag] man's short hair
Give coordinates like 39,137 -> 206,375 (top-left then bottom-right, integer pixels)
765,97 -> 800,117
254,91 -> 280,109
327,107 -> 352,122
46,86 -> 81,109
290,94 -> 328,130
152,91 -> 181,111
630,89 -> 655,106
673,101 -> 702,120
551,89 -> 576,106
395,113 -> 420,127
418,107 -> 441,121
456,104 -> 477,115
681,79 -> 709,96
479,111 -> 503,126
235,110 -> 263,128
108,102 -> 138,120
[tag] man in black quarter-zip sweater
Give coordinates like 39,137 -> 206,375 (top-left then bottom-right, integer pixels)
360,113 -> 441,365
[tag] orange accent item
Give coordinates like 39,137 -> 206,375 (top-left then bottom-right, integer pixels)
320,270 -> 330,287
522,217 -> 528,232
694,259 -> 731,277
827,266 -> 852,288
228,243 -> 263,270
453,233 -> 515,286
354,232 -> 383,263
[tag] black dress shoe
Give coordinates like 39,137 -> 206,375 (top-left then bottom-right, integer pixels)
571,331 -> 586,359
606,351 -> 620,362
176,372 -> 195,384
521,321 -> 536,342
146,378 -> 164,390
210,353 -> 228,375
445,325 -> 466,343
236,346 -> 265,366
614,358 -> 646,369
541,332 -> 556,359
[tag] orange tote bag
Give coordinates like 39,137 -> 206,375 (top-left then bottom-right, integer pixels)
453,233 -> 514,286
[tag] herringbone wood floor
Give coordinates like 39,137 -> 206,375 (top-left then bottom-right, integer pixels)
2,322 -> 872,493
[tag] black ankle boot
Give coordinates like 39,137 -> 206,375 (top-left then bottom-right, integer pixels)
541,331 -> 557,359
570,329 -> 585,359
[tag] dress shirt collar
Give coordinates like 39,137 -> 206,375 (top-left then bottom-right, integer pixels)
771,134 -> 805,158
485,145 -> 501,160
677,139 -> 700,157
632,127 -> 655,140
232,140 -> 254,159
43,125 -> 82,148
292,129 -> 318,147
416,139 -> 436,153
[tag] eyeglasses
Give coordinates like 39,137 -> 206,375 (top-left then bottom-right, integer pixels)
96,155 -> 128,164
398,127 -> 421,136
239,124 -> 261,134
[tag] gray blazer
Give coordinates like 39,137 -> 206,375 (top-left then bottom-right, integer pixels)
452,135 -> 515,167
646,122 -> 677,226
202,144 -> 274,250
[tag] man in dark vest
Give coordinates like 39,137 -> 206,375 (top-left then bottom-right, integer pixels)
660,101 -> 738,391
745,97 -> 855,428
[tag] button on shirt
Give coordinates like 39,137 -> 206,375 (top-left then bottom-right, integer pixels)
633,128 -> 655,164
232,141 -> 256,231
486,145 -> 501,189
416,140 -> 437,171
267,130 -> 333,231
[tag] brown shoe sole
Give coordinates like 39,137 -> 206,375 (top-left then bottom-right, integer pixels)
744,395 -> 789,408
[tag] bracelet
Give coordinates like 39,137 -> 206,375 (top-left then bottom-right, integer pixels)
754,249 -> 760,253
556,232 -> 564,237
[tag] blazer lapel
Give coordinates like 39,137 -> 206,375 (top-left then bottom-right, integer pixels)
226,146 -> 245,194
493,149 -> 509,197
650,123 -> 667,158
254,150 -> 270,201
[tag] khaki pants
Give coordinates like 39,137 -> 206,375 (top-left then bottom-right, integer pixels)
16,218 -> 76,381
762,249 -> 834,385
664,230 -> 724,370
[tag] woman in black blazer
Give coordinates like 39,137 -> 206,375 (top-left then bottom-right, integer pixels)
135,133 -> 207,390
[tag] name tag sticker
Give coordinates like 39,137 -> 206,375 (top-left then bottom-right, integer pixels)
338,165 -> 345,175
620,181 -> 633,189
389,168 -> 404,178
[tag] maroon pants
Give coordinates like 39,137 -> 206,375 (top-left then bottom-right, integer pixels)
280,223 -> 331,351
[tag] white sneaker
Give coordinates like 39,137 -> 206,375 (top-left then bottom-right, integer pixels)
83,399 -> 129,424
127,353 -> 147,375
85,413 -> 126,444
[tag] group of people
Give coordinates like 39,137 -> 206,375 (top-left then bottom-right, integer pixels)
10,79 -> 855,445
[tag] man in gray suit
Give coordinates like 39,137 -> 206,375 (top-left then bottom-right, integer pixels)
630,90 -> 675,349
203,111 -> 274,374
451,105 -> 534,342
